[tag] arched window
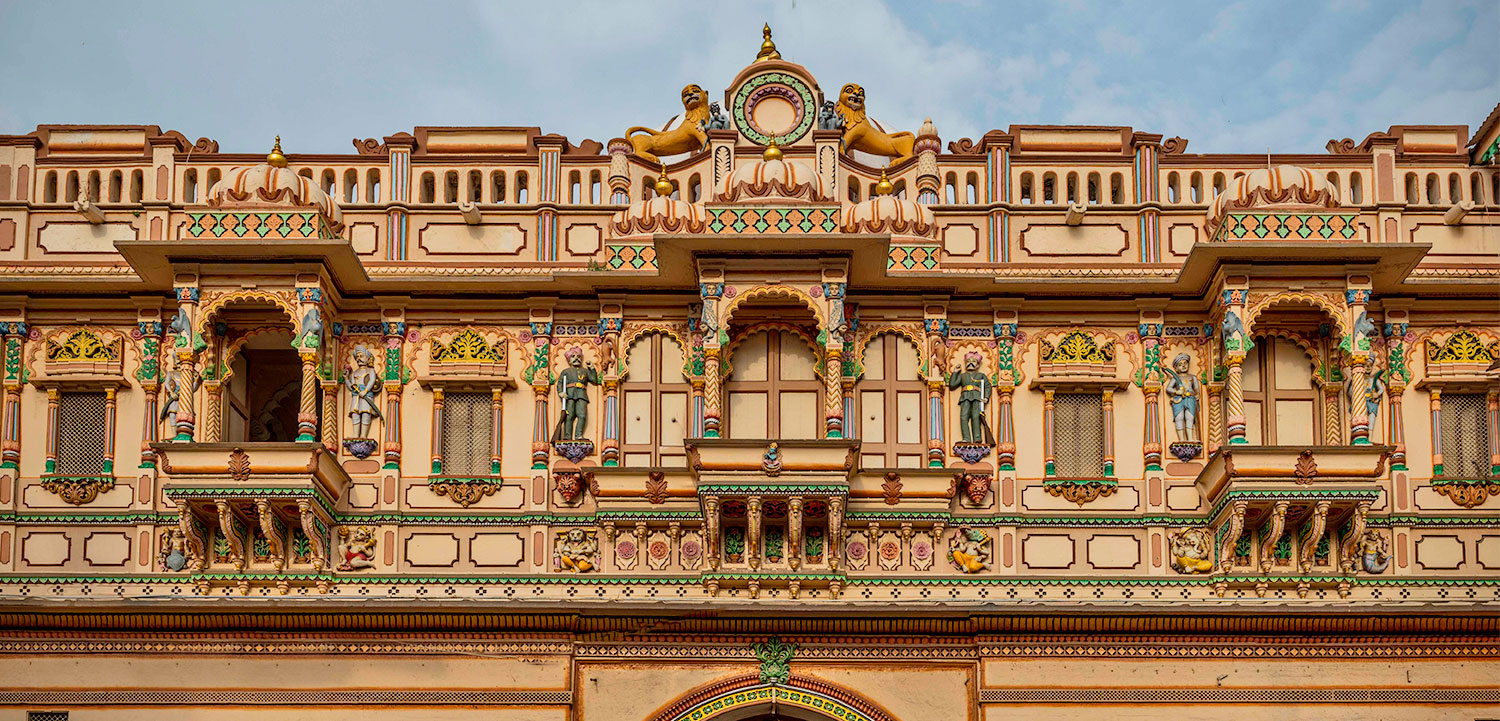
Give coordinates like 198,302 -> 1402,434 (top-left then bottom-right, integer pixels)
1042,172 -> 1056,204
129,170 -> 143,203
43,170 -> 57,203
688,173 -> 702,202
107,170 -> 122,203
893,179 -> 907,200
1424,173 -> 1439,204
345,169 -> 359,203
1448,173 -> 1462,203
1087,172 -> 1101,204
1326,172 -> 1341,203
848,176 -> 860,203
590,171 -> 601,203
1405,173 -> 1419,204
854,334 -> 925,468
621,334 -> 691,467
1190,172 -> 1203,203
725,329 -> 821,440
419,172 -> 435,203
1066,172 -> 1079,204
468,170 -> 482,203
1110,173 -> 1124,204
180,170 -> 194,203
366,169 -> 381,203
1350,173 -> 1363,204
1492,173 -> 1500,207
1020,172 -> 1033,204
321,169 -> 336,197
207,168 -> 221,193
85,171 -> 100,202
944,172 -> 957,204
515,172 -> 528,203
966,172 -> 979,204
1471,172 -> 1485,205
1241,337 -> 1319,445
1212,172 -> 1226,197
490,171 -> 506,203
568,170 -> 581,203
1167,172 -> 1180,204
443,170 -> 458,203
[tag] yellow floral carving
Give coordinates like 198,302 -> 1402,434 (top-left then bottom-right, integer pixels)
46,330 -> 118,362
1427,330 -> 1498,364
432,329 -> 503,364
1041,331 -> 1113,365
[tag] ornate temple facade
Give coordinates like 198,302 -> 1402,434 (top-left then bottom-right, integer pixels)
0,30 -> 1497,720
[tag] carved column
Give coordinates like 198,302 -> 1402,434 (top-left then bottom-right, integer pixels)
823,347 -> 844,439
102,387 -> 117,474
202,334 -> 222,443
827,497 -> 844,571
1,321 -> 28,470
1224,355 -> 1246,445
1345,282 -> 1373,445
1259,500 -> 1289,573
296,350 -> 319,443
381,317 -> 406,470
992,307 -> 1019,470
1138,317 -> 1164,470
1382,312 -> 1411,470
597,305 -> 623,466
1429,389 -> 1443,476
43,387 -> 59,473
1102,388 -> 1117,477
747,496 -> 763,571
526,304 -> 554,469
429,387 -> 445,474
1489,390 -> 1500,477
914,118 -> 940,204
923,302 -> 948,467
1220,282 -> 1250,445
703,496 -> 721,571
1323,384 -> 1344,445
489,388 -> 504,474
135,317 -> 163,468
607,139 -> 632,204
787,497 -> 803,570
699,279 -> 724,438
1042,388 -> 1056,477
321,379 -> 339,453
171,285 -> 201,442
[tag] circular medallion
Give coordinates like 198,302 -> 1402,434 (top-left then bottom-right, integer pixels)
732,72 -> 817,146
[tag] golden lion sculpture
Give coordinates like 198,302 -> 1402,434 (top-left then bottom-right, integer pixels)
835,83 -> 916,165
627,84 -> 711,164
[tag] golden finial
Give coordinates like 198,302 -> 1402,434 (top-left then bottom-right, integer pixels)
266,135 -> 287,168
654,166 -> 674,198
756,23 -> 780,62
874,167 -> 894,196
763,141 -> 783,162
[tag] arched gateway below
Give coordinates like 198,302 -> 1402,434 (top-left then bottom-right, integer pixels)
650,674 -> 897,721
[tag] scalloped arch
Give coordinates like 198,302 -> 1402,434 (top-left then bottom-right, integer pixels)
852,324 -> 925,380
219,326 -> 297,383
195,289 -> 299,339
647,672 -> 898,721
619,324 -> 692,381
1244,292 -> 1349,339
720,284 -> 826,331
723,322 -> 824,380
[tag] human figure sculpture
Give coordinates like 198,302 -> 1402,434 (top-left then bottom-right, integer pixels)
1359,530 -> 1390,574
948,526 -> 991,573
1163,353 -> 1202,442
160,363 -> 200,432
556,528 -> 598,573
345,344 -> 381,439
553,347 -> 600,441
1168,527 -> 1214,574
1348,367 -> 1385,425
948,352 -> 993,444
337,526 -> 376,571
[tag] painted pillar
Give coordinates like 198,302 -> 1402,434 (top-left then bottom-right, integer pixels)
536,136 -> 564,262
134,315 -> 163,468
992,304 -> 1020,471
1042,388 -> 1056,476
526,302 -> 555,469
1131,132 -> 1163,264
429,387 -> 445,474
914,119 -> 940,204
826,497 -> 844,572
1344,281 -> 1374,444
787,497 -> 803,570
490,388 -> 504,474
1102,388 -> 1116,477
1138,315 -> 1164,471
380,314 -> 406,470
171,285 -> 201,442
0,321 -> 29,470
1489,390 -> 1500,476
293,286 -> 324,443
201,331 -> 223,443
597,302 -> 624,466
1429,389 -> 1443,476
384,134 -> 414,261
320,378 -> 339,453
746,496 -> 762,571
703,496 -> 721,572
102,386 -> 117,474
985,132 -> 1014,263
923,301 -> 948,467
820,275 -> 847,439
1220,281 -> 1250,445
607,139 -> 632,204
43,388 -> 58,473
1382,309 -> 1412,470
699,276 -> 725,438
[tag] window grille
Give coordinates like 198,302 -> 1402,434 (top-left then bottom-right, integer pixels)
1053,393 -> 1103,477
440,392 -> 492,475
55,392 -> 107,475
29,712 -> 69,721
1440,393 -> 1489,479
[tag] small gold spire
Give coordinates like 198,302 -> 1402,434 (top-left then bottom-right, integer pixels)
266,135 -> 287,168
654,166 -> 674,198
763,141 -> 783,162
874,167 -> 894,196
756,23 -> 780,62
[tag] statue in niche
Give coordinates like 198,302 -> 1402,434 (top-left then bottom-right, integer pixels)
160,362 -> 201,432
948,352 -> 993,444
343,345 -> 381,459
337,526 -> 376,572
947,526 -> 991,573
556,528 -> 599,573
1163,353 -> 1202,442
552,347 -> 600,441
1359,530 -> 1390,574
1168,526 -> 1215,574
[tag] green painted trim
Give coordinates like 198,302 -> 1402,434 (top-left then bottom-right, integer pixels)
595,510 -> 703,521
698,484 -> 847,494
165,485 -> 337,518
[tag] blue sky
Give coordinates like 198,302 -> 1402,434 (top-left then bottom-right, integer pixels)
1,0 -> 1495,155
